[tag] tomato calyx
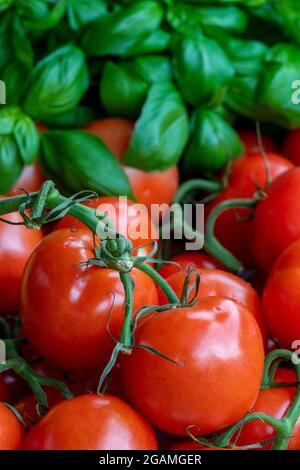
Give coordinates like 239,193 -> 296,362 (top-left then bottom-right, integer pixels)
0,339 -> 73,409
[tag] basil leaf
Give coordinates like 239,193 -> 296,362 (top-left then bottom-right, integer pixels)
0,12 -> 13,69
40,130 -> 133,197
258,43 -> 300,128
67,0 -> 107,31
16,0 -> 67,31
121,29 -> 170,57
183,108 -> 244,175
22,44 -> 89,121
42,106 -> 98,129
81,1 -> 164,57
274,1 -> 300,45
131,55 -> 172,83
0,107 -> 39,192
0,0 -> 13,13
100,61 -> 148,118
123,82 -> 189,171
172,33 -> 234,106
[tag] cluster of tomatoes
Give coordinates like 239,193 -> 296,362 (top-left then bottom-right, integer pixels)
1,119 -> 300,450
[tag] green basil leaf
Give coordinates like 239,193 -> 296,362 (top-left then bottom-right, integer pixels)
0,0 -> 13,13
0,12 -> 12,69
81,1 -> 164,57
67,0 -> 107,31
275,2 -> 300,45
258,43 -> 300,128
183,108 -> 244,175
16,0 -> 67,31
172,33 -> 234,106
22,44 -> 89,121
100,61 -> 148,118
42,106 -> 98,129
0,136 -> 23,193
40,130 -> 133,197
123,82 -> 189,171
131,55 -> 172,83
121,29 -> 170,57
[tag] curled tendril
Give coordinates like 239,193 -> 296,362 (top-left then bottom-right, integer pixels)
179,266 -> 201,306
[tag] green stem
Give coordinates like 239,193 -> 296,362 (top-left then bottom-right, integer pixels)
138,263 -> 180,304
204,198 -> 256,273
174,179 -> 222,204
0,193 -> 39,216
31,181 -> 55,220
119,272 -> 134,348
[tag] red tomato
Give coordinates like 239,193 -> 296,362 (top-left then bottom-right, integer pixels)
53,196 -> 157,257
158,252 -> 224,279
0,376 -> 9,402
23,394 -> 157,450
170,441 -> 235,450
262,238 -> 300,348
20,229 -> 158,370
0,402 -> 24,450
121,297 -> 264,436
84,119 -> 179,216
158,268 -> 265,338
282,127 -> 300,165
237,368 -> 300,450
252,168 -> 300,271
206,153 -> 294,266
0,202 -> 43,315
238,130 -> 277,155
8,162 -> 45,196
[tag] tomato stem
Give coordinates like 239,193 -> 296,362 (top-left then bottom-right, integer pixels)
119,272 -> 134,348
174,179 -> 222,204
137,263 -> 180,304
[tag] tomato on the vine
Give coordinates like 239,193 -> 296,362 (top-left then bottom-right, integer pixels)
121,297 -> 264,436
282,127 -> 300,165
238,130 -> 277,155
237,368 -> 300,450
262,238 -> 300,348
252,167 -> 300,271
23,394 -> 157,450
0,403 -> 24,450
8,162 -> 45,196
0,202 -> 43,316
84,118 -> 179,216
158,268 -> 265,338
20,229 -> 158,370
158,252 -> 224,279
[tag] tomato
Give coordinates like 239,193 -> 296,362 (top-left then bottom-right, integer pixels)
158,268 -> 265,338
158,252 -> 224,279
0,201 -> 43,316
53,196 -> 157,258
237,368 -> 300,450
206,153 -> 293,266
282,127 -> 300,165
84,119 -> 179,217
20,229 -> 158,370
23,394 -> 157,450
121,297 -> 264,436
262,238 -> 300,348
252,168 -> 300,271
238,130 -> 277,155
8,162 -> 45,196
170,441 -> 235,450
0,402 -> 24,450
0,376 -> 9,402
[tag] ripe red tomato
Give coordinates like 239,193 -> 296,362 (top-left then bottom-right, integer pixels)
0,403 -> 24,450
170,441 -> 235,450
0,202 -> 43,316
206,153 -> 293,266
238,130 -> 277,155
121,297 -> 264,436
53,196 -> 157,258
282,127 -> 300,165
262,238 -> 300,348
20,229 -> 158,370
158,252 -> 224,279
237,368 -> 300,450
23,394 -> 157,450
84,119 -> 179,216
158,268 -> 265,338
252,168 -> 300,271
8,162 -> 45,196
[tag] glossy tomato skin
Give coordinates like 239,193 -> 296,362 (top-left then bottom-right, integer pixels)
23,394 -> 157,450
238,130 -> 277,155
53,196 -> 157,257
252,168 -> 300,272
282,127 -> 300,165
0,403 -> 24,450
0,204 -> 43,316
237,369 -> 300,450
8,162 -> 45,196
20,229 -> 158,370
158,252 -> 224,279
158,268 -> 265,338
262,238 -> 300,348
206,153 -> 293,266
121,297 -> 264,436
84,118 -> 179,215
